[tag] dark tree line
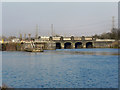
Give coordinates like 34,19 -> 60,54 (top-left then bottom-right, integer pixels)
93,28 -> 120,40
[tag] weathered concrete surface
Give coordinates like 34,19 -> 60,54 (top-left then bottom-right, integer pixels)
0,38 -> 119,51
0,43 -> 24,51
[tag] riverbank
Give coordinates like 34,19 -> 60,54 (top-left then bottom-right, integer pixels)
1,84 -> 9,90
0,41 -> 56,51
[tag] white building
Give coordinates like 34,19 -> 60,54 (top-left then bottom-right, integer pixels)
12,38 -> 20,43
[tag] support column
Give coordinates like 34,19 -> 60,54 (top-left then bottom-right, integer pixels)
61,43 -> 64,49
92,42 -> 95,48
72,43 -> 75,49
83,42 -> 86,48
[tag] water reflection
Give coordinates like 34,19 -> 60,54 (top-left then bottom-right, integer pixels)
55,51 -> 119,55
44,49 -> 119,56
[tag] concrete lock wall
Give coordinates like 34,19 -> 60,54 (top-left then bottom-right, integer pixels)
55,42 -> 92,49
74,37 -> 82,40
45,41 -> 56,50
94,42 -> 112,48
0,36 -> 116,51
1,43 -> 24,51
54,41 -> 107,49
52,36 -> 115,49
52,37 -> 61,41
63,37 -> 71,40
53,36 -> 94,49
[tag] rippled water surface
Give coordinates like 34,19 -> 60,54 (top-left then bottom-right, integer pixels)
2,48 -> 119,88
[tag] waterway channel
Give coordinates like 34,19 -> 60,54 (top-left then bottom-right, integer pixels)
2,48 -> 119,88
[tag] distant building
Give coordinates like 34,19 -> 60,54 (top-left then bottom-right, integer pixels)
12,38 -> 20,43
35,36 -> 50,42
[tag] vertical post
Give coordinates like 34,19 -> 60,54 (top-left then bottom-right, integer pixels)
53,29 -> 55,36
51,24 -> 53,36
36,24 -> 38,39
112,16 -> 115,30
19,33 -> 22,40
24,33 -> 26,40
28,34 -> 31,41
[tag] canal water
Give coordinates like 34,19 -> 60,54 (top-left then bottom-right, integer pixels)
2,48 -> 119,88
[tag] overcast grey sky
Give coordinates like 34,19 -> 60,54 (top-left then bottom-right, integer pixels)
2,2 -> 118,37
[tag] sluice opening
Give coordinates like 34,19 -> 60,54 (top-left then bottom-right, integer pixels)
86,42 -> 93,48
75,42 -> 83,49
56,43 -> 61,49
64,42 -> 72,49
